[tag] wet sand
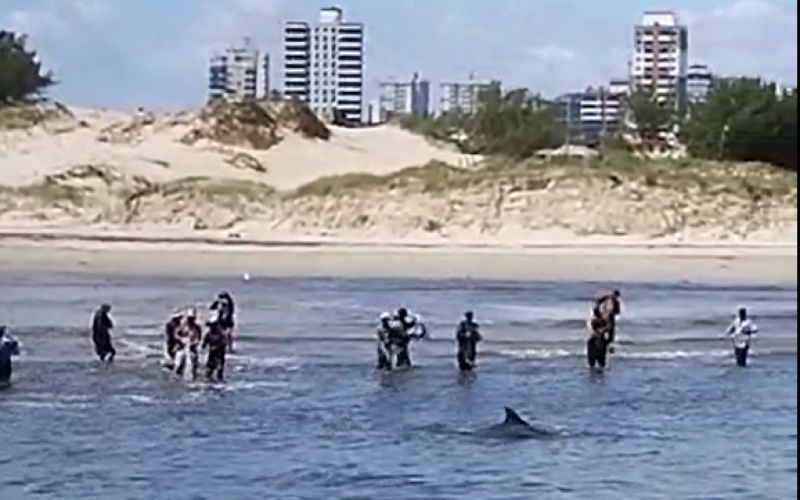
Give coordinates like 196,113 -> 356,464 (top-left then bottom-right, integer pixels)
0,238 -> 795,284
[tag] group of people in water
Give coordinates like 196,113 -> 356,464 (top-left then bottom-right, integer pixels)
0,287 -> 761,386
86,291 -> 237,383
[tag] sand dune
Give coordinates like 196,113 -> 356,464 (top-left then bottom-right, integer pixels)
0,102 -> 475,190
0,100 -> 796,254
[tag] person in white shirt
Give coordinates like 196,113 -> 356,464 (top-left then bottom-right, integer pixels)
726,307 -> 759,367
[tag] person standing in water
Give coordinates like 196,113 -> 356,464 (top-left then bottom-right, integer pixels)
592,289 -> 622,343
91,304 -> 116,363
455,311 -> 482,371
726,307 -> 759,367
163,311 -> 183,368
202,310 -> 228,381
586,312 -> 613,370
0,326 -> 20,385
174,308 -> 202,379
375,312 -> 396,370
210,291 -> 236,353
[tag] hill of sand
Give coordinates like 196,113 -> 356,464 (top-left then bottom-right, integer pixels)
0,100 -> 796,245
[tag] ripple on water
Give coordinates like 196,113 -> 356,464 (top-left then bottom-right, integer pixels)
0,275 -> 796,500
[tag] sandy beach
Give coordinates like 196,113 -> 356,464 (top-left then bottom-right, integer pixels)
0,100 -> 796,284
0,234 -> 795,284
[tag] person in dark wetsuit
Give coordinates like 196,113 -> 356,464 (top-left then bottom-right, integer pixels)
586,307 -> 613,369
592,289 -> 622,343
455,311 -> 482,371
210,291 -> 236,352
164,312 -> 183,365
0,326 -> 20,385
392,308 -> 427,368
202,311 -> 227,381
91,304 -> 116,363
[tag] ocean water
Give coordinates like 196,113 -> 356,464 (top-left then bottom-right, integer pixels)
0,272 -> 796,500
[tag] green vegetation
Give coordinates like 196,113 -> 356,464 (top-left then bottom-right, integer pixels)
398,82 -> 564,159
680,78 -> 796,172
397,76 -> 797,174
626,88 -> 675,142
0,31 -> 54,105
0,30 -> 56,129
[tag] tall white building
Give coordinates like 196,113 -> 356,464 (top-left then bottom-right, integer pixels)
281,7 -> 365,122
630,11 -> 688,111
208,37 -> 261,103
439,79 -> 491,115
378,73 -> 430,121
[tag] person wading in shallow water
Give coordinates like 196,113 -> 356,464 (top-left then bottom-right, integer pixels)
726,307 -> 759,367
455,311 -> 482,371
91,304 -> 116,363
0,326 -> 20,385
586,289 -> 622,370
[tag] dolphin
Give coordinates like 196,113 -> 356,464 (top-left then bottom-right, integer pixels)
476,407 -> 560,439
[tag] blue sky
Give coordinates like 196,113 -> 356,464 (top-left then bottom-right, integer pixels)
2,0 -> 796,110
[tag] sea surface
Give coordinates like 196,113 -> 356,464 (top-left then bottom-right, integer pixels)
0,272 -> 796,500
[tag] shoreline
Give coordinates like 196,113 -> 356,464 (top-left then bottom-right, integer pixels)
0,232 -> 795,284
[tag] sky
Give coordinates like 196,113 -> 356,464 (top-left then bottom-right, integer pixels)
1,0 -> 797,110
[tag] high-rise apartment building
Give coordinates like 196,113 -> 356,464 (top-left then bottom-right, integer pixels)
630,11 -> 688,111
281,7 -> 365,122
439,78 -> 491,115
208,37 -> 261,103
378,73 -> 430,121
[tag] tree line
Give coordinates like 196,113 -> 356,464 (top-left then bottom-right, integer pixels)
401,79 -> 796,172
1,28 -> 795,172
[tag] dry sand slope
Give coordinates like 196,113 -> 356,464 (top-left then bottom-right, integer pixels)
0,100 -> 796,248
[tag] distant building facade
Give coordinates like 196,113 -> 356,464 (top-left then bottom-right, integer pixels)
378,73 -> 430,121
630,11 -> 689,112
686,63 -> 713,104
557,80 -> 628,144
281,7 -> 365,122
439,78 -> 492,115
208,37 -> 261,102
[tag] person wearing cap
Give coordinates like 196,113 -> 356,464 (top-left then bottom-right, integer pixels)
455,311 -> 482,371
726,307 -> 759,367
91,303 -> 116,363
0,326 -> 20,385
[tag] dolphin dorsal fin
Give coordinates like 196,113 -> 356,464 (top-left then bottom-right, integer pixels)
503,406 -> 529,425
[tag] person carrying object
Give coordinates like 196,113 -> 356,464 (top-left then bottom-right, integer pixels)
726,307 -> 759,368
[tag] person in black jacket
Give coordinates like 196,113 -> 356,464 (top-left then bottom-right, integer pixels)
210,291 -> 236,352
91,304 -> 115,363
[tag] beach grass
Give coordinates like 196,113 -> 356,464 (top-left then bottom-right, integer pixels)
290,155 -> 797,200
